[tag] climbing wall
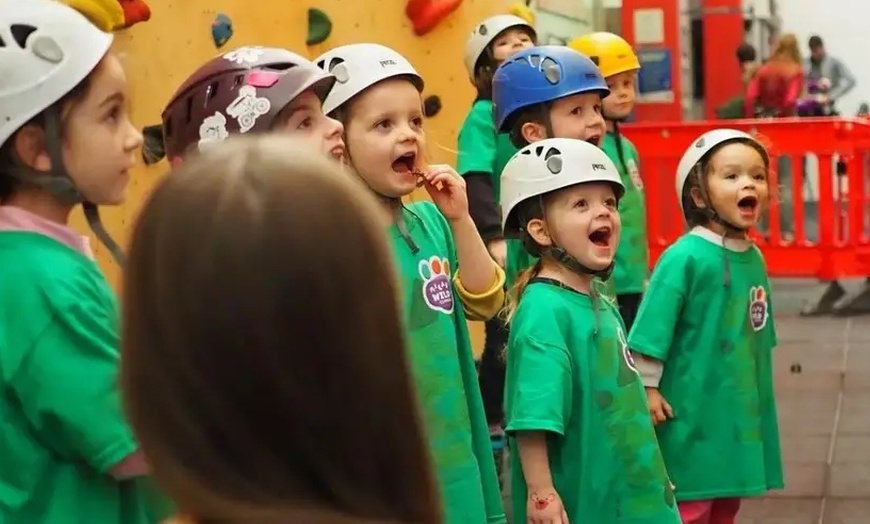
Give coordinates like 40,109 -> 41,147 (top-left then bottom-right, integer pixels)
71,0 -> 514,351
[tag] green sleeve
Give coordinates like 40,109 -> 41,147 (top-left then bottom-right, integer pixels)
505,335 -> 573,435
11,300 -> 137,473
457,102 -> 497,176
627,246 -> 688,362
416,201 -> 507,522
457,318 -> 507,523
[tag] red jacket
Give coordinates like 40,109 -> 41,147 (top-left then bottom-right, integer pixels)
745,61 -> 804,117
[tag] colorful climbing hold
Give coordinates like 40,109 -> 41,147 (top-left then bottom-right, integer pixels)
508,1 -> 535,25
405,0 -> 464,36
67,0 -> 151,31
306,8 -> 332,46
423,95 -> 442,118
211,13 -> 233,49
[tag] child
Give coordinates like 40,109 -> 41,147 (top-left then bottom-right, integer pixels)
499,138 -> 681,523
569,32 -> 648,330
628,129 -> 783,524
0,0 -> 154,521
122,136 -> 442,524
315,43 -> 507,524
159,46 -> 345,165
491,45 -> 610,292
457,12 -> 537,475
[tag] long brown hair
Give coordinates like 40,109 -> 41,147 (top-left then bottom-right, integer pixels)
121,136 -> 441,524
766,33 -> 802,76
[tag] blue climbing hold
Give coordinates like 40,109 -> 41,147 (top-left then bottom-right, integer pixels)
211,13 -> 233,49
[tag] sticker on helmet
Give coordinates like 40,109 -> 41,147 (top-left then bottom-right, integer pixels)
225,85 -> 272,133
223,47 -> 265,65
197,112 -> 229,151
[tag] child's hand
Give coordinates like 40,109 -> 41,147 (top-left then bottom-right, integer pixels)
420,164 -> 469,221
645,387 -> 674,425
488,238 -> 507,268
527,487 -> 569,524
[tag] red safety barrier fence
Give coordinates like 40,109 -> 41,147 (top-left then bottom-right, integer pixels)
622,117 -> 870,280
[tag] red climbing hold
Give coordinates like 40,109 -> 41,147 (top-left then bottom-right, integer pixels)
405,0 -> 463,36
118,0 -> 150,28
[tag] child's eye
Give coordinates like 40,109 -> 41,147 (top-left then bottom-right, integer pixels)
571,106 -> 584,115
375,120 -> 392,130
725,173 -> 738,180
105,106 -> 121,122
753,173 -> 766,181
594,104 -> 602,114
574,199 -> 588,209
605,198 -> 618,208
411,117 -> 424,129
297,117 -> 312,130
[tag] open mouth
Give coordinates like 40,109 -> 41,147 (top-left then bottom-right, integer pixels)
588,226 -> 612,248
738,195 -> 758,214
392,152 -> 417,173
585,134 -> 602,146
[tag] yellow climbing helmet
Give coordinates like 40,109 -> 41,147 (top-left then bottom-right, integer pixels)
568,32 -> 640,78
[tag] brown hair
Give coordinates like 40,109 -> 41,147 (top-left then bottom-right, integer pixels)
472,27 -> 537,101
766,33 -> 802,76
121,136 -> 441,524
0,71 -> 95,199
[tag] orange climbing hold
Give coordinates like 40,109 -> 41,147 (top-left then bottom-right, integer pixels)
405,0 -> 463,36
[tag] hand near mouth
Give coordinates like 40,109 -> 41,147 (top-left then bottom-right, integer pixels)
420,164 -> 469,221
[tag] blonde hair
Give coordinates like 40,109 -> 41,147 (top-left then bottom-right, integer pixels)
770,33 -> 802,66
504,258 -> 542,322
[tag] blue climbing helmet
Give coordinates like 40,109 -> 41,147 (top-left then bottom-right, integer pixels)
492,45 -> 609,132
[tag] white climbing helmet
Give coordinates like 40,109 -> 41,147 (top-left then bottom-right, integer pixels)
464,14 -> 536,79
500,138 -> 625,236
315,43 -> 424,115
0,0 -> 113,148
675,128 -> 769,214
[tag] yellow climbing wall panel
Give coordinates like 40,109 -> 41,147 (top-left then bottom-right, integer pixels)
72,0 -> 511,353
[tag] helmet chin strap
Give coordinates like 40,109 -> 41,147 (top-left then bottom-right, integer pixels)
7,107 -> 127,267
544,245 -> 615,280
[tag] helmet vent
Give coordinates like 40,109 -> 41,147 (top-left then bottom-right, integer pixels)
477,24 -> 488,36
10,24 -> 36,49
0,35 -> 5,47
541,58 -> 560,84
543,147 -> 563,174
205,81 -> 219,105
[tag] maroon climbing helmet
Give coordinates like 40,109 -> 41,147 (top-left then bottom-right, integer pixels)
162,46 -> 335,160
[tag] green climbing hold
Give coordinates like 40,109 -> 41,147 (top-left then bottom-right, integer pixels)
307,8 -> 332,46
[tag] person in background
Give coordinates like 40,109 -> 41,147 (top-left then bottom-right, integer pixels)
0,1 -> 156,522
569,32 -> 649,331
806,35 -> 856,108
737,42 -> 760,87
122,136 -> 441,524
745,33 -> 804,118
457,13 -> 537,478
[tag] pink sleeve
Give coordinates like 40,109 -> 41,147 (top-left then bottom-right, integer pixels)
784,72 -> 804,114
745,74 -> 760,117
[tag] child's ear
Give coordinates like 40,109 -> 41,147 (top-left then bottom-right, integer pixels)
521,121 -> 547,143
13,125 -> 52,172
690,186 -> 707,209
526,217 -> 552,247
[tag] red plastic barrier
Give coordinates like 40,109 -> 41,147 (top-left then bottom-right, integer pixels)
622,117 -> 870,279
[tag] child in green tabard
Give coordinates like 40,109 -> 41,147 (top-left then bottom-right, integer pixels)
457,13 -> 537,470
628,129 -> 783,524
316,43 -> 507,524
500,138 -> 680,524
569,32 -> 649,330
491,45 -> 616,299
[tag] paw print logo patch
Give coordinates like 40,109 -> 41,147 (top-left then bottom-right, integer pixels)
748,286 -> 769,331
418,256 -> 454,314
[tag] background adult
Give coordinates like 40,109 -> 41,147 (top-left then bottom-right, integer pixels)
806,35 -> 856,110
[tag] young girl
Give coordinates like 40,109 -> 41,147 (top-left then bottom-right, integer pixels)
315,43 -> 507,524
0,0 -> 154,521
457,12 -> 536,471
491,45 -> 612,294
158,45 -> 345,165
568,32 -> 648,330
122,136 -> 442,524
499,138 -> 680,523
628,129 -> 783,524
